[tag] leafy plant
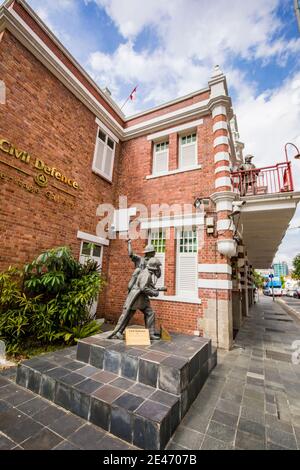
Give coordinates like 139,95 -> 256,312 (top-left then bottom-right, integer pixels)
292,254 -> 300,280
0,247 -> 106,356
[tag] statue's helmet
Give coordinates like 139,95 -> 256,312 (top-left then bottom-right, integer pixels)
144,244 -> 156,255
245,154 -> 254,163
147,257 -> 162,272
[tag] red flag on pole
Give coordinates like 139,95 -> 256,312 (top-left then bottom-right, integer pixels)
129,86 -> 137,101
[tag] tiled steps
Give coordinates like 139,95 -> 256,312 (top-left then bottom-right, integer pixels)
16,334 -> 217,449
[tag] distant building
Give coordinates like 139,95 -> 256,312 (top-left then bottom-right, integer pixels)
272,262 -> 289,277
295,0 -> 300,32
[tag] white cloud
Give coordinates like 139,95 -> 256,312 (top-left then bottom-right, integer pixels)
27,0 -> 300,266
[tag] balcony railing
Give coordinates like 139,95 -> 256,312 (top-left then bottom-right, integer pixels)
231,161 -> 294,197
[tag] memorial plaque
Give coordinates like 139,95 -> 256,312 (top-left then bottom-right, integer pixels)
125,328 -> 151,346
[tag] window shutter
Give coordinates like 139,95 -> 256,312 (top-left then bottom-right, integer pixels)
181,144 -> 196,168
153,150 -> 168,174
94,139 -> 105,172
155,252 -> 165,295
177,253 -> 197,296
104,145 -> 114,178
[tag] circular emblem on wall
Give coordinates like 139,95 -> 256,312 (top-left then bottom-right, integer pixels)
34,173 -> 48,187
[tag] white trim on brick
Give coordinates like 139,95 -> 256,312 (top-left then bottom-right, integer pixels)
213,136 -> 229,148
77,231 -> 109,246
140,213 -> 205,229
215,200 -> 233,212
153,295 -> 201,304
214,166 -> 230,174
217,219 -> 234,231
198,264 -> 232,274
147,119 -> 203,141
213,121 -> 227,133
198,279 -> 233,290
215,177 -> 232,188
214,151 -> 230,163
212,105 -> 227,118
146,164 -> 202,180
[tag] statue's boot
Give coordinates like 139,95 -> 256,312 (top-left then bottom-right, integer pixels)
149,333 -> 160,340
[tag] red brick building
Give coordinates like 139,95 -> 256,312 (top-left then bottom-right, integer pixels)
1,0 -> 299,349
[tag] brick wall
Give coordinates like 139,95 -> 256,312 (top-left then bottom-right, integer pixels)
0,31 -> 118,290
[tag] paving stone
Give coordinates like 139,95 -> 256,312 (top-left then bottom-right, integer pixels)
76,342 -> 90,363
165,440 -> 187,450
3,386 -> 35,406
32,404 -> 67,426
17,396 -> 49,416
89,345 -> 105,369
63,361 -> 84,371
238,418 -> 265,439
201,435 -> 233,450
240,406 -> 265,425
215,398 -> 241,417
110,377 -> 135,390
48,413 -> 85,438
92,384 -> 124,404
59,372 -> 85,386
139,359 -> 159,388
172,426 -> 204,449
0,434 -> 16,450
235,429 -> 266,450
266,427 -> 298,450
99,434 -> 133,450
130,383 -> 155,399
90,397 -> 111,431
54,440 -> 81,450
75,378 -> 102,395
76,365 -> 99,377
91,370 -> 118,383
4,416 -> 43,443
22,428 -> 63,450
114,392 -> 145,412
206,420 -> 236,443
68,424 -> 106,450
211,409 -> 239,428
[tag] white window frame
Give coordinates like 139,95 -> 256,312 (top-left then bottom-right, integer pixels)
179,132 -> 197,169
152,140 -> 169,175
92,126 -> 117,183
176,227 -> 198,298
79,240 -> 103,270
149,229 -> 166,296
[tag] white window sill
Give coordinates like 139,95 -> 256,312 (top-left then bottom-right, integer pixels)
92,167 -> 113,183
146,164 -> 202,180
153,295 -> 201,304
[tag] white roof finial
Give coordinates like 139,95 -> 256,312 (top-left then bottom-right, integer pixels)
211,65 -> 223,78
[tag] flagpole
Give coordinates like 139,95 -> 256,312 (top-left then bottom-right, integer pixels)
121,85 -> 137,110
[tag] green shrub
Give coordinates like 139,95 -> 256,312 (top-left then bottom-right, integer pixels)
0,247 -> 106,356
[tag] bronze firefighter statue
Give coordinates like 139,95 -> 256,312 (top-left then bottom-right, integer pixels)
108,250 -> 167,340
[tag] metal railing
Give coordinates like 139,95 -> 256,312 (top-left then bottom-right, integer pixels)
231,162 -> 294,197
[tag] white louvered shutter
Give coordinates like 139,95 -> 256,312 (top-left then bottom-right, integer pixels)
176,228 -> 198,297
155,252 -> 165,295
153,142 -> 169,174
94,138 -> 105,172
104,145 -> 114,179
177,253 -> 197,296
180,133 -> 197,169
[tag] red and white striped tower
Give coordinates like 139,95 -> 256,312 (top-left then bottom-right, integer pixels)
207,66 -> 237,349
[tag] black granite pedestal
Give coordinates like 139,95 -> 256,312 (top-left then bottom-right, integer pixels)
16,333 -> 217,450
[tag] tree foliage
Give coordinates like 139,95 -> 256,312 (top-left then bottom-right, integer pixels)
253,270 -> 264,289
0,247 -> 106,355
292,254 -> 300,280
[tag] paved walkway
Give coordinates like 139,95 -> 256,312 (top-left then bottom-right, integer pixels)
1,296 -> 300,450
167,296 -> 300,450
0,362 -> 136,450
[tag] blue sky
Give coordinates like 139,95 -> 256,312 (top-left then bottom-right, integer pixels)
6,0 -> 300,266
